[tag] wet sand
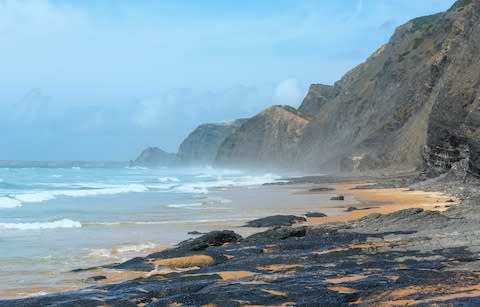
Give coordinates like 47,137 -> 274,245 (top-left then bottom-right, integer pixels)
306,182 -> 458,224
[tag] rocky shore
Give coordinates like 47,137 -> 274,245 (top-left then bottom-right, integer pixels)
3,175 -> 480,306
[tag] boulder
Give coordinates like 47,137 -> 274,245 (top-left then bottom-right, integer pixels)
180,230 -> 243,251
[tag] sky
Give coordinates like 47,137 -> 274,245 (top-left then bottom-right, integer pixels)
0,0 -> 456,161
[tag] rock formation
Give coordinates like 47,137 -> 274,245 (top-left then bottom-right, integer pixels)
211,0 -> 480,177
177,119 -> 246,165
295,0 -> 480,176
297,84 -> 336,117
215,106 -> 309,168
134,147 -> 177,167
136,0 -> 480,178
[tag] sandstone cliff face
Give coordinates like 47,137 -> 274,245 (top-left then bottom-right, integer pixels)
215,106 -> 309,167
134,147 -> 177,166
177,119 -> 246,164
298,84 -> 336,117
294,0 -> 480,176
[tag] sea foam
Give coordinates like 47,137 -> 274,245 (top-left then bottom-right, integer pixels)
0,197 -> 22,209
0,219 -> 82,230
14,184 -> 148,204
167,203 -> 203,208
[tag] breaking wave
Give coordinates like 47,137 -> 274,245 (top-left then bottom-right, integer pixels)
0,219 -> 82,230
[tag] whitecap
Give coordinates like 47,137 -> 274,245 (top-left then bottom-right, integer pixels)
14,184 -> 148,204
0,197 -> 22,209
0,218 -> 82,230
116,242 -> 157,253
167,203 -> 203,208
158,176 -> 180,183
125,166 -> 148,170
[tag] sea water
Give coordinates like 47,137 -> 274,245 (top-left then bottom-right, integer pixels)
0,166 -> 338,297
0,166 -> 280,295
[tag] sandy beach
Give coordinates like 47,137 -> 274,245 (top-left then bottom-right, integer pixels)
306,182 -> 459,224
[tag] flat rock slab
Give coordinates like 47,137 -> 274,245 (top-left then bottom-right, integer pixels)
243,215 -> 307,227
305,212 -> 327,217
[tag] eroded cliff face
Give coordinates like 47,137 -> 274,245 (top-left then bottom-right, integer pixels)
134,147 -> 177,166
215,106 -> 309,168
298,84 -> 336,117
137,0 -> 480,176
177,120 -> 246,165
295,0 -> 480,176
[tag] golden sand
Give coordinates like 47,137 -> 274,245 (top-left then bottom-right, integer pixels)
151,255 -> 214,268
360,283 -> 480,306
216,271 -> 256,280
256,264 -> 303,271
307,182 -> 458,224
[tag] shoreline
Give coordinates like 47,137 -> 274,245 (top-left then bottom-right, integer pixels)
0,176 -> 465,303
306,181 -> 458,224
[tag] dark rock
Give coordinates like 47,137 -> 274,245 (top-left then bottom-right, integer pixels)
330,195 -> 345,201
345,206 -> 358,212
305,212 -> 327,218
244,215 -> 307,227
85,275 -> 107,283
309,187 -> 335,192
446,199 -> 456,202
244,226 -> 308,244
108,256 -> 154,272
187,231 -> 203,235
180,230 -> 242,251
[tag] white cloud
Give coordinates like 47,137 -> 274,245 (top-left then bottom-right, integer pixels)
272,79 -> 302,106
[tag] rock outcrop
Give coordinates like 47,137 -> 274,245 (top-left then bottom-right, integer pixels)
297,83 -> 336,117
209,0 -> 480,177
295,0 -> 480,176
134,147 -> 177,167
135,0 -> 480,177
177,119 -> 246,165
215,105 -> 309,168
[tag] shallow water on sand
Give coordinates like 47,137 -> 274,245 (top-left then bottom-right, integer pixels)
0,166 -> 350,298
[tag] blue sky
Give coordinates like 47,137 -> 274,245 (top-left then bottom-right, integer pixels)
0,0 -> 455,161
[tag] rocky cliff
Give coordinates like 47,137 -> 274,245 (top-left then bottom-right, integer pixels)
177,119 -> 246,164
134,147 -> 177,167
215,106 -> 309,167
297,84 -> 337,117
215,0 -> 480,177
295,0 -> 480,176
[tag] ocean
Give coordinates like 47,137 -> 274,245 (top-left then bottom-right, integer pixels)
0,166 -> 337,297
